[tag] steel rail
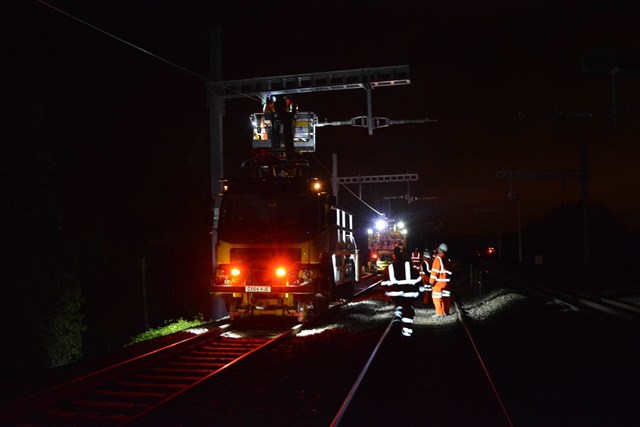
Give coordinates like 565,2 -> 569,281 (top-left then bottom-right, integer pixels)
453,297 -> 514,426
0,324 -> 299,427
329,315 -> 394,427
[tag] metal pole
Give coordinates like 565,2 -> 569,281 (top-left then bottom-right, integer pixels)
581,142 -> 590,269
209,93 -> 224,269
366,85 -> 373,135
508,180 -> 522,263
517,194 -> 522,263
332,153 -> 339,202
610,67 -> 619,128
141,257 -> 149,329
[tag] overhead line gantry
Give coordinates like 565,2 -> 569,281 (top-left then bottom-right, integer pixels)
206,65 -> 414,266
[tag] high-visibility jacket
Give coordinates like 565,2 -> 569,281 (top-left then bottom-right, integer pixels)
429,254 -> 452,315
381,261 -> 421,299
411,250 -> 422,271
419,258 -> 432,291
429,254 -> 451,288
381,260 -> 421,337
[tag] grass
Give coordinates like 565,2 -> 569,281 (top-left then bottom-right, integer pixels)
127,314 -> 207,345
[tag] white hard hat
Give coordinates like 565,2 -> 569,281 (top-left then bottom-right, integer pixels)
438,243 -> 448,253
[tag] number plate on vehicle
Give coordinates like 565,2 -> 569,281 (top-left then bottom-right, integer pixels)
245,286 -> 271,292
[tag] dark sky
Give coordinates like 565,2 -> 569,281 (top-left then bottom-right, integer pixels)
10,0 -> 640,240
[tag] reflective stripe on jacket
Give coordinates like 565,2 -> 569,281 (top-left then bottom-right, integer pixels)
429,255 -> 452,287
381,261 -> 421,299
420,259 -> 432,291
411,250 -> 422,270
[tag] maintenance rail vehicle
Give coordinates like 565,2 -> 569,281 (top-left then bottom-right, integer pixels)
210,97 -> 360,322
367,218 -> 407,272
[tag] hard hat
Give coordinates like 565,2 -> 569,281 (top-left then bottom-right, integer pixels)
423,250 -> 431,258
438,243 -> 448,253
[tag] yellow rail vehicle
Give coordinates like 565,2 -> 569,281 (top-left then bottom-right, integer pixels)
211,177 -> 359,322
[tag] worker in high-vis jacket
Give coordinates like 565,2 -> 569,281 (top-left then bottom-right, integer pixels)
429,243 -> 453,317
381,246 -> 422,337
410,247 -> 422,271
419,249 -> 433,306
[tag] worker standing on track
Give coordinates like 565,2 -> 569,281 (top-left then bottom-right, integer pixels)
411,247 -> 422,272
420,249 -> 433,307
381,246 -> 422,337
430,243 -> 453,318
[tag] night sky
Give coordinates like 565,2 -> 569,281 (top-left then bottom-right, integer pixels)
9,0 -> 640,249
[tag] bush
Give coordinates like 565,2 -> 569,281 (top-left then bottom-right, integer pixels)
127,314 -> 206,345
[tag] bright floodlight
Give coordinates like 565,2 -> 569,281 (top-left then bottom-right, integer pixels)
367,228 -> 373,234
375,219 -> 386,231
397,221 -> 405,229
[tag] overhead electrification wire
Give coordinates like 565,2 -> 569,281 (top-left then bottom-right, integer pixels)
310,153 -> 384,218
37,0 -> 261,103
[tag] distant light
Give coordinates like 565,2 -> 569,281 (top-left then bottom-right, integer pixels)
375,219 -> 386,230
401,229 -> 407,235
397,221 -> 405,229
367,228 -> 373,234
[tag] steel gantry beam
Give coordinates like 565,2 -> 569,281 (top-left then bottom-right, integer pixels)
496,170 -> 581,179
337,173 -> 419,185
208,65 -> 411,99
336,173 -> 419,200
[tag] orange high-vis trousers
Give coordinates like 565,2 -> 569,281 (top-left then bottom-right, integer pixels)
431,283 -> 451,315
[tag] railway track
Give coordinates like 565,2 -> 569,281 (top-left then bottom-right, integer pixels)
330,272 -> 639,426
490,271 -> 640,324
456,271 -> 640,425
330,297 -> 513,427
7,271 -> 634,426
125,273 -> 516,426
0,323 -> 298,426
0,274 -> 380,427
133,271 -> 637,425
